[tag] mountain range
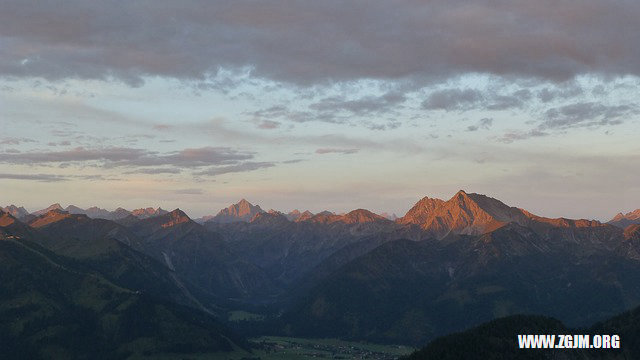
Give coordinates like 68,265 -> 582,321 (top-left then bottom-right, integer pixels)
4,204 -> 168,222
3,191 -> 640,357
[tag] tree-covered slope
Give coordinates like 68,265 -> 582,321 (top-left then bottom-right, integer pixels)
0,238 -> 247,359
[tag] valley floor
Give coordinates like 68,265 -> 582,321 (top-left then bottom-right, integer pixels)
248,337 -> 414,360
202,336 -> 415,360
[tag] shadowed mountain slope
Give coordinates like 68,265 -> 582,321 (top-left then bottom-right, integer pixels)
282,220 -> 640,345
12,209 -> 216,313
128,209 -> 281,302
0,236 -> 247,359
206,208 -> 403,287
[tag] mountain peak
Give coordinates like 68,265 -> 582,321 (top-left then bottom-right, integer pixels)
169,208 -> 189,216
612,209 -> 640,221
612,212 -> 625,221
131,207 -> 168,219
210,199 -> 264,223
250,211 -> 289,224
160,209 -> 192,228
608,209 -> 640,228
399,191 -> 529,237
340,209 -> 388,224
398,195 -> 445,225
285,209 -> 303,221
1,205 -> 30,220
32,203 -> 64,216
294,210 -> 314,222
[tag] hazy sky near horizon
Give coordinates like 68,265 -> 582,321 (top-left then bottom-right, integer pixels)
2,0 -> 640,220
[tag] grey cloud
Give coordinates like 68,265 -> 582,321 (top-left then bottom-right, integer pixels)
250,105 -> 290,119
257,120 -> 281,129
0,146 -> 260,173
0,147 -> 146,164
423,89 -> 483,111
498,129 -> 549,143
542,102 -> 637,129
315,148 -> 359,155
0,137 -> 35,145
537,86 -> 584,103
0,173 -> 116,182
0,173 -> 68,182
110,147 -> 253,168
255,91 -> 408,126
485,94 -> 526,110
3,1 -> 640,87
423,87 -> 532,112
309,91 -> 406,116
194,162 -> 275,176
124,168 -> 182,175
467,118 -> 494,132
47,140 -> 72,146
249,105 -> 316,124
76,175 -> 113,181
493,99 -> 636,143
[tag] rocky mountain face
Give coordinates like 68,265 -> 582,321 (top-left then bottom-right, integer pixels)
0,205 -> 30,221
32,203 -> 64,216
208,199 -> 264,223
295,210 -> 315,222
398,191 -> 529,237
285,209 -> 302,221
0,210 -> 39,239
609,209 -> 640,228
397,196 -> 445,225
130,207 -> 168,219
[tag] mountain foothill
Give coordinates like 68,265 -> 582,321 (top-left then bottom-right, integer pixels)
2,190 -> 640,358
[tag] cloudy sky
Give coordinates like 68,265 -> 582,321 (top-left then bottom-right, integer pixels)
2,0 -> 640,220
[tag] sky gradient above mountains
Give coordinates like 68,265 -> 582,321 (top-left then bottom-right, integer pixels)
1,1 -> 640,219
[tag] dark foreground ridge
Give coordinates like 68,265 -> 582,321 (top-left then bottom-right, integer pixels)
403,305 -> 640,359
